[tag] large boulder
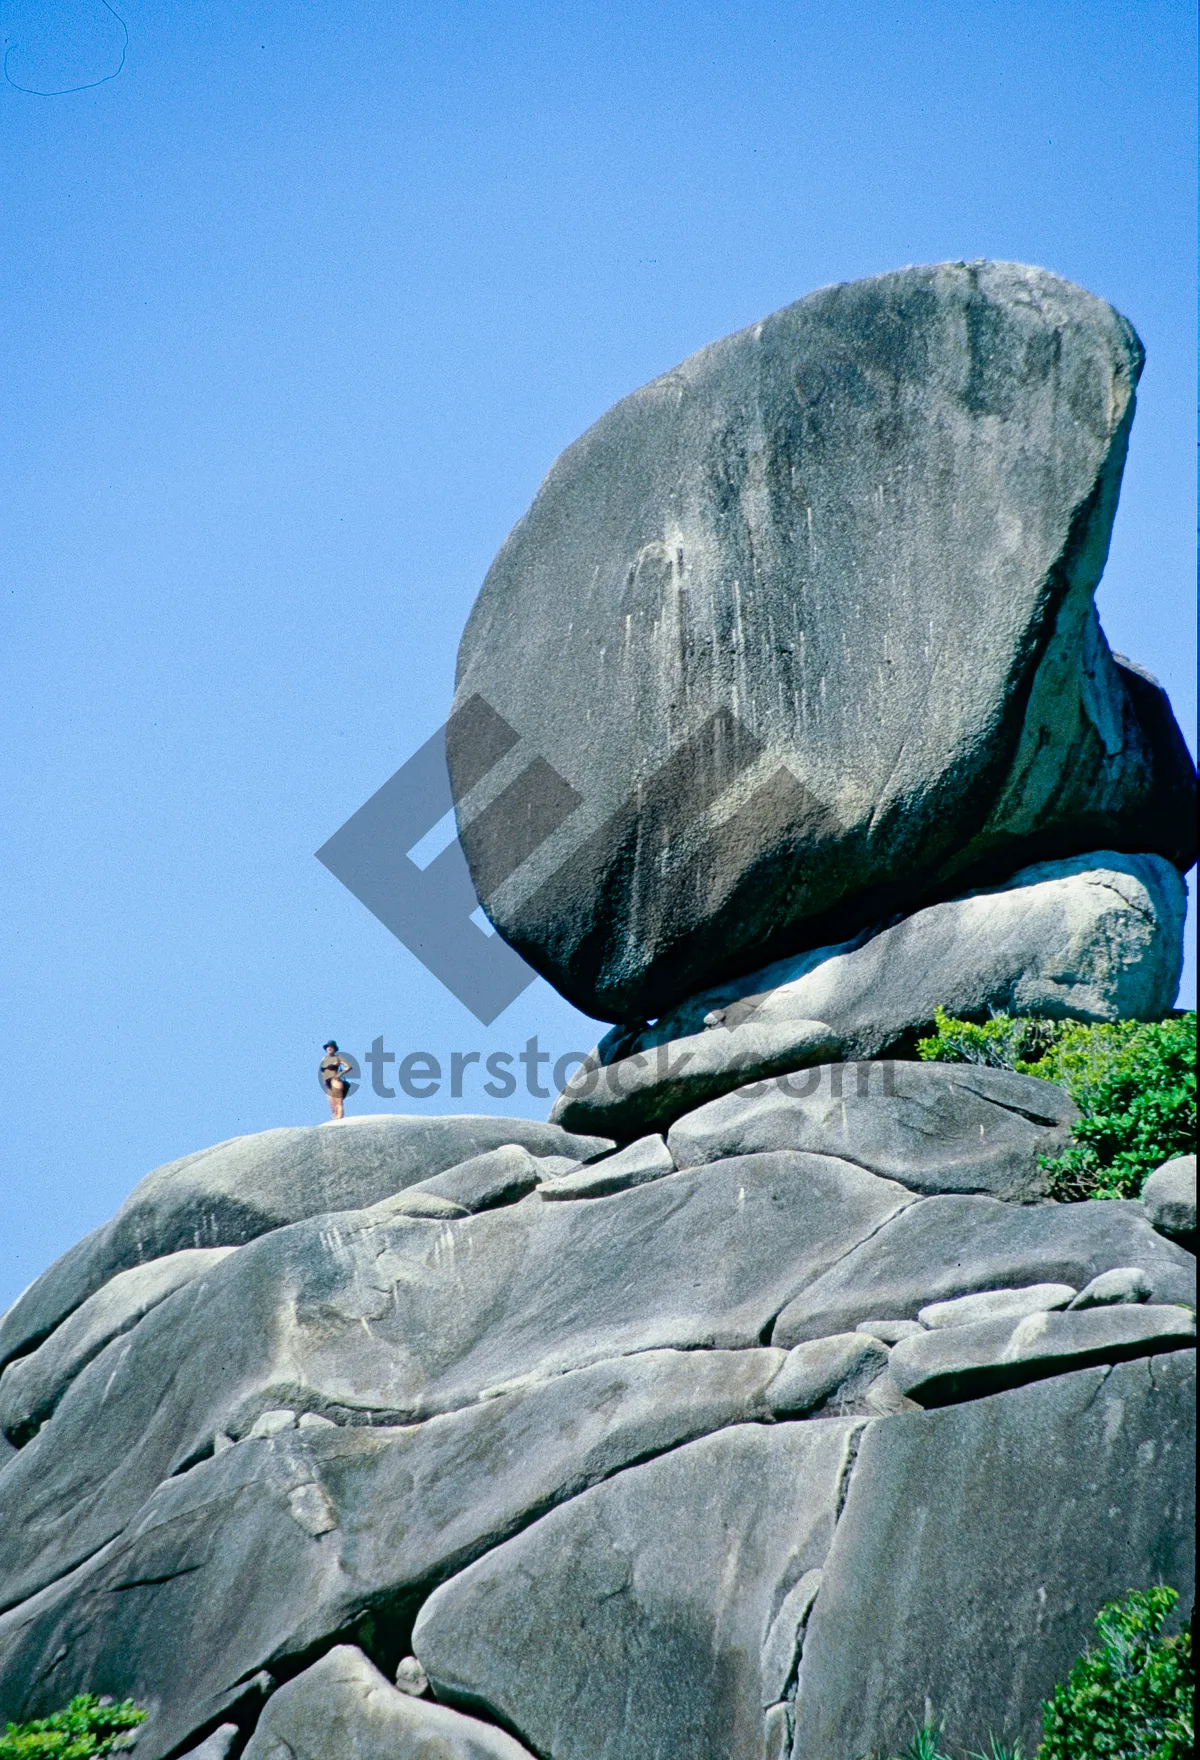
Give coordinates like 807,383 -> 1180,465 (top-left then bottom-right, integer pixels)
242,1645 -> 537,1758
792,1351 -> 1196,1758
413,1421 -> 863,1760
0,1106 -> 1193,1759
550,851 -> 1187,1136
449,263 -> 1196,1021
0,1115 -> 612,1374
0,1348 -> 787,1758
411,1355 -> 1195,1760
0,1153 -> 915,1617
664,1061 -> 1078,1202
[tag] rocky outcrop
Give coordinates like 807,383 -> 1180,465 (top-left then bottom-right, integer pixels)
449,266 -> 1195,1021
664,1061 -> 1078,1201
2,262 -> 1195,1760
550,852 -> 1186,1136
0,1115 -> 611,1376
0,1107 -> 1192,1758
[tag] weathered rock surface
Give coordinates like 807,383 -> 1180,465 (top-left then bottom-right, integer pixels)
765,1334 -> 890,1417
887,1303 -> 1195,1406
1069,1265 -> 1152,1307
179,1727 -> 239,1760
0,1116 -> 611,1374
551,852 -> 1187,1135
0,1153 -> 914,1617
1142,1152 -> 1197,1241
917,1282 -> 1076,1329
403,1144 -> 556,1213
450,263 -> 1195,1021
0,1247 -> 235,1444
772,1194 -> 1196,1345
537,1133 -> 676,1199
241,1644 -> 539,1759
666,1061 -> 1077,1201
413,1421 -> 864,1760
792,1352 -> 1196,1758
0,1347 -> 789,1755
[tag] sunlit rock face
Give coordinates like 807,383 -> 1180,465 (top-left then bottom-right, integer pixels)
450,262 -> 1194,1020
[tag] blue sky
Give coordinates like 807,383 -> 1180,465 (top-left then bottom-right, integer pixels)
1,0 -> 1195,1311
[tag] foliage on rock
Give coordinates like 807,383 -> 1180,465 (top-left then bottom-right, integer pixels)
1039,1586 -> 1193,1760
882,1587 -> 1193,1760
916,1011 -> 1197,1200
0,1697 -> 145,1759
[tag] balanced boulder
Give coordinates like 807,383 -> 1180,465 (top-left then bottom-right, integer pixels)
449,263 -> 1195,1020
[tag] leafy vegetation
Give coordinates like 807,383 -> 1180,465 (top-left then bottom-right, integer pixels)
1039,1586 -> 1193,1760
879,1588 -> 1193,1760
0,1697 -> 145,1759
916,1010 -> 1196,1200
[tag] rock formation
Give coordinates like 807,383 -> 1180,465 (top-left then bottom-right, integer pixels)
448,262 -> 1195,1021
0,264 -> 1194,1759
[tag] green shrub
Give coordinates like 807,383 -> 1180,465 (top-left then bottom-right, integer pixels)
916,1009 -> 1197,1200
0,1697 -> 145,1759
878,1588 -> 1193,1760
1039,1586 -> 1193,1760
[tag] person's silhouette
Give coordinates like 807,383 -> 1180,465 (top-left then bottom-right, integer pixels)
319,1040 -> 352,1121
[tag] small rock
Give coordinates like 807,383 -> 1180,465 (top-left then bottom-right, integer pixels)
212,1431 -> 235,1454
394,1655 -> 429,1696
538,1135 -> 676,1200
1069,1267 -> 1153,1308
406,1145 -> 548,1214
1142,1154 -> 1197,1241
889,1303 -> 1196,1406
918,1284 -> 1076,1330
179,1725 -> 240,1759
246,1409 -> 297,1439
766,1334 -> 890,1417
297,1411 -> 338,1429
369,1189 -> 470,1221
855,1319 -> 926,1344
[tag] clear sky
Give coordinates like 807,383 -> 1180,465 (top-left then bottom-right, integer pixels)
2,0 -> 1195,1313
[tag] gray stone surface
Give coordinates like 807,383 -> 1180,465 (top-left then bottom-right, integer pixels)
0,1248 -> 235,1444
538,1134 -> 676,1200
0,1152 -> 911,1619
765,1334 -> 890,1417
887,1303 -> 1195,1406
242,1645 -> 537,1759
855,1319 -> 925,1344
918,1282 -> 1076,1329
0,1345 -> 791,1756
1070,1265 -> 1152,1307
0,1116 -> 612,1375
1142,1153 -> 1197,1240
551,852 -> 1188,1135
792,1352 -> 1196,1759
406,1145 -> 555,1213
450,262 -> 1195,1022
413,1421 -> 864,1760
179,1727 -> 239,1760
773,1194 -> 1196,1345
666,1061 -> 1077,1201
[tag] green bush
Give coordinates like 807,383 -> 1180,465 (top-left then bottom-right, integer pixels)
1039,1586 -> 1193,1760
916,1009 -> 1197,1201
0,1697 -> 145,1759
880,1588 -> 1193,1760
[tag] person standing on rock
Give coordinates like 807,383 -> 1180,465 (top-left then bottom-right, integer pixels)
319,1040 -> 353,1121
